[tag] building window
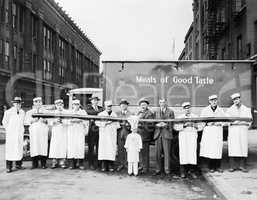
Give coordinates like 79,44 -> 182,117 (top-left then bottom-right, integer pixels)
43,59 -> 52,80
19,6 -> 24,32
0,39 -> 3,55
12,3 -> 17,30
221,47 -> 226,60
18,48 -> 23,71
236,35 -> 242,59
13,45 -> 17,67
5,0 -> 9,24
32,15 -> 37,39
254,21 -> 257,54
32,54 -> 37,72
4,41 -> 9,67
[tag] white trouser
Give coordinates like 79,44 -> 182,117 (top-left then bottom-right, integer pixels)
128,162 -> 138,175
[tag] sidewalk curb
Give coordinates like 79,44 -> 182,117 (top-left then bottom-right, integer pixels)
202,173 -> 228,200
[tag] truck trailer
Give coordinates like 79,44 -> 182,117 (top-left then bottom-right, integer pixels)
102,60 -> 256,126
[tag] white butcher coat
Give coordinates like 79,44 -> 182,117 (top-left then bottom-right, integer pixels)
226,104 -> 252,157
95,111 -> 120,161
49,109 -> 68,159
200,106 -> 226,159
2,107 -> 25,161
174,113 -> 198,165
124,132 -> 142,163
25,108 -> 49,157
67,109 -> 89,159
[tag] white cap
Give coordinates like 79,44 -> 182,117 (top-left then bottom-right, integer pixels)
54,99 -> 63,104
33,97 -> 42,102
72,99 -> 80,105
104,100 -> 112,106
231,93 -> 240,100
182,102 -> 191,108
208,94 -> 218,101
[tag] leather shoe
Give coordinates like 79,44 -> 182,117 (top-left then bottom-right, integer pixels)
180,173 -> 186,178
238,167 -> 248,173
228,168 -> 235,172
42,166 -> 47,169
16,166 -> 25,170
109,167 -> 115,172
101,168 -> 106,172
79,166 -> 85,170
153,171 -> 161,176
6,169 -> 12,173
216,168 -> 223,173
116,165 -> 124,172
209,169 -> 215,173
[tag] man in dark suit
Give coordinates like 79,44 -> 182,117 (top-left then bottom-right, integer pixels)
154,99 -> 174,175
86,95 -> 103,169
137,98 -> 155,174
116,99 -> 133,171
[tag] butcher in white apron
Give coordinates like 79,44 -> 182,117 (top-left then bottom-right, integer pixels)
25,97 -> 49,169
49,99 -> 68,169
200,95 -> 226,173
95,100 -> 120,172
67,99 -> 89,170
226,93 -> 252,172
2,97 -> 25,173
174,102 -> 199,178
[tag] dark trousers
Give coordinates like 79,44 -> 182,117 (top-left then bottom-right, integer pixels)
88,131 -> 99,168
69,159 -> 84,168
101,160 -> 114,170
32,156 -> 47,167
208,159 -> 221,170
117,136 -> 127,167
229,157 -> 247,169
6,160 -> 22,169
155,136 -> 171,174
139,141 -> 150,172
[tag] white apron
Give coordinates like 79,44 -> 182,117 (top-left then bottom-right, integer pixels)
226,104 -> 252,157
175,113 -> 198,165
67,109 -> 89,159
2,107 -> 25,161
200,106 -> 225,159
49,110 -> 68,159
25,108 -> 49,157
124,133 -> 142,162
96,111 -> 120,161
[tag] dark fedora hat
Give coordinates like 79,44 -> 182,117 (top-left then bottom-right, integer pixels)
119,99 -> 129,105
11,97 -> 23,103
138,98 -> 149,105
89,95 -> 100,101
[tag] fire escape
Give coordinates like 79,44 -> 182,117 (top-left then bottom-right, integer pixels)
204,0 -> 226,59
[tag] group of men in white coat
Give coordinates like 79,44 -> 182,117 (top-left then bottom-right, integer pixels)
2,92 -> 252,176
175,93 -> 252,178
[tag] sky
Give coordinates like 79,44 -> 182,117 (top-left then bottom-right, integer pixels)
55,0 -> 193,61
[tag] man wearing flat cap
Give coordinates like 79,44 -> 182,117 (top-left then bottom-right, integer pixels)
95,100 -> 120,172
25,97 -> 49,169
153,99 -> 174,175
116,99 -> 133,171
86,95 -> 103,169
2,97 -> 25,173
226,93 -> 252,172
174,102 -> 199,178
200,95 -> 226,173
136,98 -> 155,173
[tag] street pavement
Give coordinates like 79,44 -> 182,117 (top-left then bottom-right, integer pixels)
203,130 -> 257,200
0,144 -> 220,200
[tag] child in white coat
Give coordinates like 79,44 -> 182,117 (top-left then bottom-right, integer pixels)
125,116 -> 142,176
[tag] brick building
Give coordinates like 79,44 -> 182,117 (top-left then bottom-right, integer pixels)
178,23 -> 194,60
0,0 -> 101,119
179,0 -> 257,125
180,0 -> 257,60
